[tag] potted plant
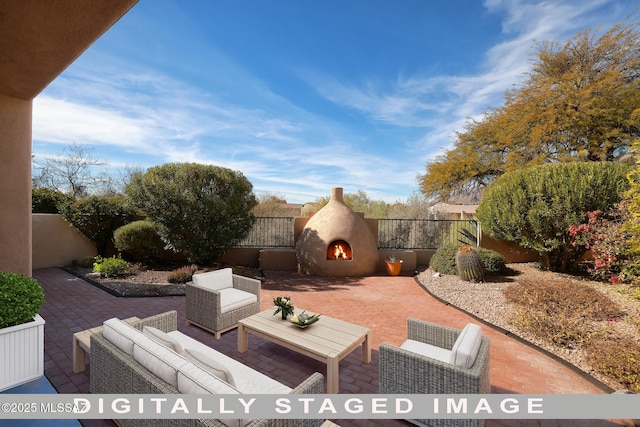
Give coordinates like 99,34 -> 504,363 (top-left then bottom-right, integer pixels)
385,255 -> 403,276
0,272 -> 46,391
273,295 -> 294,320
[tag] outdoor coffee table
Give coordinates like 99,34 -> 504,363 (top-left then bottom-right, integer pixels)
238,309 -> 371,394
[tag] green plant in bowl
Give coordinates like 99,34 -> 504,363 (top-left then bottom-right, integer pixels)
290,311 -> 321,328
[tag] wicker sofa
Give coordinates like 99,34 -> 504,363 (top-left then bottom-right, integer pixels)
379,319 -> 490,427
90,310 -> 324,427
186,268 -> 261,339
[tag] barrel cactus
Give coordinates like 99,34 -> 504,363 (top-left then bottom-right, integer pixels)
455,245 -> 485,282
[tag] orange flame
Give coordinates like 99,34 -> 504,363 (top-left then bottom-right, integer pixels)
333,243 -> 348,260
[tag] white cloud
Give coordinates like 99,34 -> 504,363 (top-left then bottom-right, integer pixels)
33,97 -> 150,147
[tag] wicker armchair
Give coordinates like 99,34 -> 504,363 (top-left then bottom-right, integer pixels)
186,268 -> 261,339
379,318 -> 490,427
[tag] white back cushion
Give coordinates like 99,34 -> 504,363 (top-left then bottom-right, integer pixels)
177,363 -> 245,427
143,326 -> 185,354
184,348 -> 236,387
192,268 -> 233,291
133,336 -> 189,388
177,362 -> 240,394
169,330 -> 292,394
449,323 -> 483,368
102,318 -> 144,355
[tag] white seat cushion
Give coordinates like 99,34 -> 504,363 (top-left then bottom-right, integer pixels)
169,330 -> 291,394
102,318 -> 145,355
449,323 -> 483,369
192,268 -> 233,291
219,288 -> 258,314
401,339 -> 451,364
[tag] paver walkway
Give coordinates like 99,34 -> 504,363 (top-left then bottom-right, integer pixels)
33,268 -> 634,427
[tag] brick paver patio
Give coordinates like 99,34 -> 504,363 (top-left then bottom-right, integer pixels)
33,268 -> 633,427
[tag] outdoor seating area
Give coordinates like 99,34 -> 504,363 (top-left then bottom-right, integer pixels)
186,268 -> 261,339
91,310 -> 324,427
32,267 -> 627,427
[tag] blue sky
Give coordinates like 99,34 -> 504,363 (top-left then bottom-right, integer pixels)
32,0 -> 637,203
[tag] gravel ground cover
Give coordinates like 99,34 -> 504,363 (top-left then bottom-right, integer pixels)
417,262 -> 640,392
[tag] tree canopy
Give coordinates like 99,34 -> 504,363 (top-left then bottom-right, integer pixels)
420,18 -> 640,201
125,163 -> 257,264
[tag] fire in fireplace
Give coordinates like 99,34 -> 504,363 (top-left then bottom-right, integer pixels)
328,240 -> 352,260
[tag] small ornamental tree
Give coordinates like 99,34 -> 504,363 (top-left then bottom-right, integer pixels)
476,162 -> 630,272
125,163 -> 258,264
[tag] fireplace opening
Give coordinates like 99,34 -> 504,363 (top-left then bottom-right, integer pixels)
327,240 -> 352,261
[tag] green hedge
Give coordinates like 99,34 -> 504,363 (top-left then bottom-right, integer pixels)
0,272 -> 45,329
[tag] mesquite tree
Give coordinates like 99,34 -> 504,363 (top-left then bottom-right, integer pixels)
125,163 -> 257,264
476,162 -> 631,272
421,19 -> 640,200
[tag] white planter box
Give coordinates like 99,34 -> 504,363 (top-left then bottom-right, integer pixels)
0,314 -> 45,392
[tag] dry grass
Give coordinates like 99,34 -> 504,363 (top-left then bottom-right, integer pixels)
503,276 -> 640,392
504,279 -> 624,347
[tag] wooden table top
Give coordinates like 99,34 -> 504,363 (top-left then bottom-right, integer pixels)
238,308 -> 370,360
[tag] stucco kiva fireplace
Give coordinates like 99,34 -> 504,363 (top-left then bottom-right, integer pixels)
295,187 -> 378,276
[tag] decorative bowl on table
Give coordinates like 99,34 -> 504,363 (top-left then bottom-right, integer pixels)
290,311 -> 320,328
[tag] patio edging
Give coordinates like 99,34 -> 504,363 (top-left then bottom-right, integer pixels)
412,274 -> 617,394
60,267 -> 185,298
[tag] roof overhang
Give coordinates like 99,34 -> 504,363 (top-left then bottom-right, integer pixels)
0,0 -> 138,101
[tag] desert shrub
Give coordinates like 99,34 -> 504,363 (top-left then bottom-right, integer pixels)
125,163 -> 257,264
430,242 -> 507,276
167,264 -> 199,284
93,255 -> 130,278
429,242 -> 459,275
504,279 -> 624,348
0,272 -> 45,329
60,195 -> 138,256
113,220 -> 165,264
585,335 -> 640,393
478,248 -> 507,275
477,162 -> 631,272
32,187 -> 73,213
